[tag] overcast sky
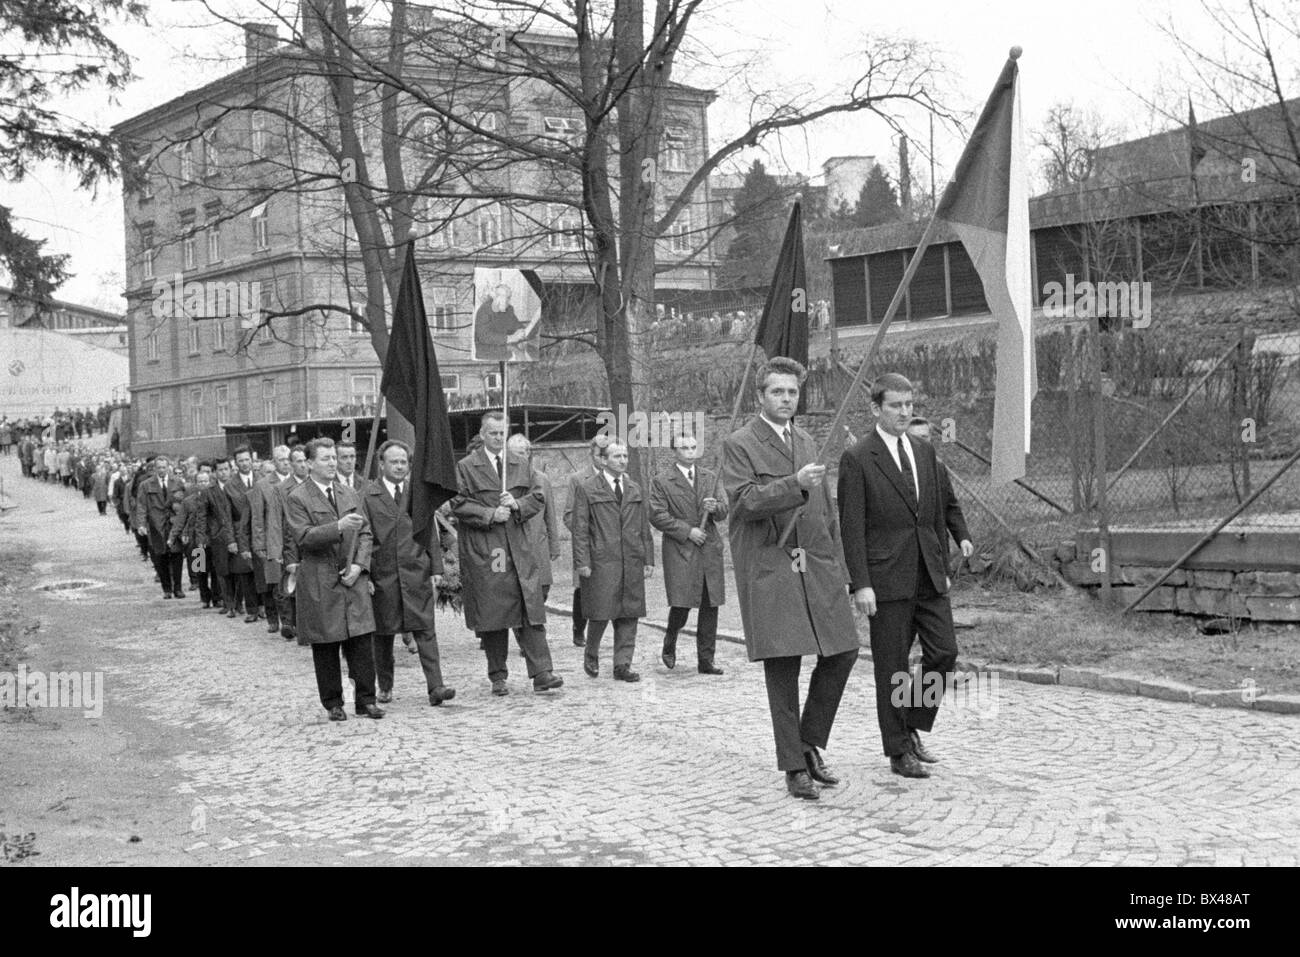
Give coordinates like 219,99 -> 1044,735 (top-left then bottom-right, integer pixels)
1,0 -> 1267,309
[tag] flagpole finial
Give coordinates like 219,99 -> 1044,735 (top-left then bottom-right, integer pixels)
1009,46 -> 1022,59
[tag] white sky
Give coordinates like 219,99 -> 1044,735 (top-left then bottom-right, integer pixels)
0,0 -> 1275,309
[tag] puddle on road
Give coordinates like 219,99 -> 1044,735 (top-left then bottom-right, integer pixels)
33,579 -> 107,599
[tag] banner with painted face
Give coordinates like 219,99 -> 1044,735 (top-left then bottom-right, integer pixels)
470,267 -> 542,363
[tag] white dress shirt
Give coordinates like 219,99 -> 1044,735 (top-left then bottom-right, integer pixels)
877,423 -> 919,500
758,413 -> 793,447
676,463 -> 696,485
382,477 -> 404,501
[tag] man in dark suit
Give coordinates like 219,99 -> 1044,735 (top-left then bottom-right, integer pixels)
270,447 -> 310,639
227,445 -> 260,624
649,433 -> 727,674
452,411 -> 563,696
203,459 -> 238,616
286,437 -> 383,722
133,455 -> 186,598
562,436 -> 608,647
837,373 -> 974,780
363,439 -> 456,707
571,441 -> 655,682
335,441 -> 362,493
722,357 -> 860,801
249,446 -> 290,634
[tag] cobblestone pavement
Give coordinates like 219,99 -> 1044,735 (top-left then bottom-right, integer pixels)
3,456 -> 1298,866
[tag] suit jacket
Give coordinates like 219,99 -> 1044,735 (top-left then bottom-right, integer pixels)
202,482 -> 236,577
286,479 -> 375,644
451,448 -> 546,632
649,465 -> 728,608
571,471 -> 654,621
133,475 -> 185,554
721,417 -> 858,661
836,430 -> 971,602
362,478 -> 444,634
271,474 -> 307,567
225,477 -> 255,574
248,473 -> 285,585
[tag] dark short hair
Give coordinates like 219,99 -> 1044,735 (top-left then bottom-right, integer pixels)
304,437 -> 336,461
336,441 -> 357,453
377,439 -> 410,461
669,432 -> 698,450
755,356 -> 807,392
871,373 -> 914,406
480,411 -> 506,431
908,416 -> 930,427
232,444 -> 252,458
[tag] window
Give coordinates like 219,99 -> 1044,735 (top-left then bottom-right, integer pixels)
140,174 -> 154,201
146,331 -> 159,361
188,321 -> 201,355
190,388 -> 204,435
350,374 -> 377,413
543,115 -> 583,147
548,203 -> 583,250
483,372 -> 501,393
142,246 -> 155,281
181,228 -> 196,271
474,203 -> 501,247
251,112 -> 268,156
149,392 -> 161,437
442,372 -> 460,403
251,202 -> 269,250
179,141 -> 195,183
671,205 -> 693,253
206,221 -> 222,263
663,127 -> 689,172
261,379 -> 277,421
214,385 -> 229,426
427,285 -> 457,331
423,198 -> 456,249
203,128 -> 221,178
213,317 -> 227,351
258,283 -> 272,342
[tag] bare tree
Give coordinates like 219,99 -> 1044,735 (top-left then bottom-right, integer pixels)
1033,100 -> 1119,192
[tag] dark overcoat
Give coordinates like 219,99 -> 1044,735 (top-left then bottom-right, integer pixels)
224,480 -> 254,575
362,479 -> 444,634
286,480 -> 376,645
571,471 -> 654,621
648,465 -> 728,609
450,448 -> 546,632
247,474 -> 284,586
201,482 -> 235,578
720,417 -> 859,662
528,470 -> 561,589
133,474 -> 186,555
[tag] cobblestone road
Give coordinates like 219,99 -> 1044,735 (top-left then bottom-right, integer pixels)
3,456 -> 1298,866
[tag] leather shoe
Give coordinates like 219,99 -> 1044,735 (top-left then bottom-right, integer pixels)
909,730 -> 940,764
162,592 -> 173,600
358,703 -> 385,719
612,666 -> 641,683
244,614 -> 258,623
572,632 -> 586,647
376,689 -> 392,704
428,686 -> 456,706
226,609 -> 238,618
533,672 -> 564,692
583,658 -> 599,678
281,626 -> 296,640
804,747 -> 840,786
173,589 -> 185,599
491,679 -> 509,696
785,770 -> 820,800
265,620 -> 279,634
661,650 -> 676,670
890,751 -> 931,779
698,662 -> 723,675
327,706 -> 347,722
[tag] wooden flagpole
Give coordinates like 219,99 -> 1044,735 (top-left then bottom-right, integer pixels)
361,396 -> 386,481
500,359 -> 509,495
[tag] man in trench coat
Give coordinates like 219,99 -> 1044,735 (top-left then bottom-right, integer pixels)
270,447 -> 310,639
134,454 -> 186,598
721,356 -> 859,801
451,411 -> 563,696
649,433 -> 727,674
507,434 -> 560,599
363,439 -> 456,707
571,441 -> 655,682
248,448 -> 290,634
286,437 -> 383,721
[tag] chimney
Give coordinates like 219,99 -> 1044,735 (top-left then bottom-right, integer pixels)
243,22 -> 278,64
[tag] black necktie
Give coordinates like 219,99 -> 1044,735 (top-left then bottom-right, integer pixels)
494,454 -> 503,480
687,468 -> 695,487
782,427 -> 793,460
393,483 -> 402,511
614,475 -> 623,503
326,485 -> 338,515
897,437 -> 916,503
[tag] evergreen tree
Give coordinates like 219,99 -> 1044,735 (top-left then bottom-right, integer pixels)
851,165 -> 901,227
719,160 -> 788,288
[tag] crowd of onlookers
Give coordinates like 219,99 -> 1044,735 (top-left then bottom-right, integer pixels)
0,406 -> 113,453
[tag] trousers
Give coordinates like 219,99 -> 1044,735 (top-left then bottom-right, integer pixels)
762,649 -> 858,772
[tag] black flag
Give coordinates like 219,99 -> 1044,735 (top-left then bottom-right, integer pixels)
380,242 -> 458,549
752,201 -> 810,410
